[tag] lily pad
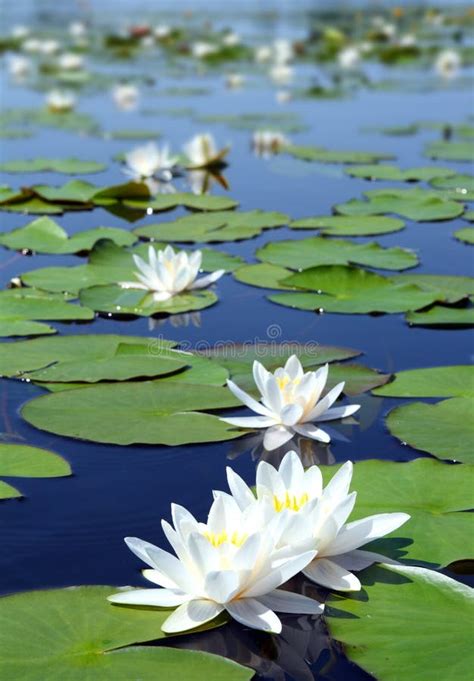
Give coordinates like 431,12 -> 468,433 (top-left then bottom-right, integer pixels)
22,381 -> 242,445
270,266 -> 439,314
335,188 -> 464,221
233,263 -> 295,290
463,210 -> 474,222
454,227 -> 474,244
0,586 -> 250,680
34,180 -> 99,204
0,217 -> 136,254
134,210 -> 288,243
124,193 -> 239,213
406,306 -> 474,326
107,129 -> 161,140
327,564 -> 474,681
283,144 -> 394,164
0,158 -> 106,174
425,140 -> 474,162
257,236 -> 418,271
0,319 -> 57,337
430,173 -> 474,199
345,165 -> 455,182
289,215 -> 405,236
386,397 -> 474,463
0,444 -> 71,500
321,458 -> 474,567
373,366 -> 474,398
393,274 -> 474,304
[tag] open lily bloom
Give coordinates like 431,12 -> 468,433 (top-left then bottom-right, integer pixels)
108,494 -> 322,634
252,130 -> 290,158
184,133 -> 229,169
9,55 -> 31,79
338,46 -> 360,70
46,90 -> 75,112
435,49 -> 461,79
112,83 -> 139,110
120,245 -> 225,301
124,142 -> 178,180
221,356 -> 360,451
58,52 -> 84,71
226,451 -> 410,592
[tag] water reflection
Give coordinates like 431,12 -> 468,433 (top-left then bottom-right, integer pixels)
227,432 -> 337,467
187,169 -> 230,194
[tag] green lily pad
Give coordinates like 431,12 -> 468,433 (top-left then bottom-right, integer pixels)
373,366 -> 474,398
22,381 -> 242,445
289,215 -> 405,236
463,210 -> 474,222
345,165 -> 455,182
270,266 -> 439,314
335,188 -> 464,222
0,158 -> 106,174
327,564 -> 474,681
406,306 -> 474,326
0,319 -> 56,337
425,140 -> 474,162
0,444 -> 71,500
0,217 -> 136,254
321,458 -> 474,567
124,193 -> 239,213
257,236 -> 418,271
107,129 -> 161,140
430,173 -> 474,197
393,274 -> 474,304
0,586 -> 249,680
34,180 -> 99,204
386,397 -> 474,463
454,227 -> 474,244
283,144 -> 394,164
233,263 -> 295,290
134,210 -> 288,243
0,196 -> 73,215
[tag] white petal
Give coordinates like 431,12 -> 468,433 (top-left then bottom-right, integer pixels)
152,291 -> 173,302
245,550 -> 316,598
261,374 -> 283,413
328,512 -> 411,556
315,404 -> 361,422
278,450 -> 305,490
252,361 -> 270,395
323,461 -> 353,502
204,570 -> 241,603
119,281 -> 149,290
161,598 -> 224,633
226,379 -> 274,417
108,587 -> 189,607
310,363 -> 329,405
259,588 -> 324,615
190,270 -> 225,289
284,355 -> 304,381
293,422 -> 331,443
263,425 -> 294,450
307,382 -> 345,421
220,415 -> 275,429
280,403 -> 304,427
331,549 -> 398,572
226,467 -> 256,510
225,598 -> 282,633
145,545 -> 194,593
303,558 -> 361,591
124,537 -> 160,570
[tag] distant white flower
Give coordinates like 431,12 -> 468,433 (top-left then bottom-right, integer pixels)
112,83 -> 139,111
252,130 -> 290,157
58,52 -> 84,71
8,55 -> 31,79
226,451 -> 410,592
11,25 -> 29,40
399,34 -> 416,47
225,73 -> 245,89
222,31 -> 240,47
435,49 -> 461,79
22,38 -> 41,53
39,39 -> 60,56
120,245 -> 225,301
183,133 -> 229,169
124,142 -> 178,180
192,41 -> 218,59
372,17 -> 396,40
276,90 -> 292,104
46,90 -> 75,112
221,356 -> 360,451
255,45 -> 272,63
141,35 -> 155,49
69,21 -> 86,39
108,494 -> 322,634
273,38 -> 293,65
338,46 -> 360,70
155,24 -> 171,39
269,63 -> 293,85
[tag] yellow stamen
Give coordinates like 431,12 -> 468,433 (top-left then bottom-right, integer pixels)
273,491 -> 309,513
203,530 -> 248,548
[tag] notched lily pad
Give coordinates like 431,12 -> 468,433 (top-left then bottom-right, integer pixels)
425,140 -> 474,162
454,227 -> 474,244
345,165 -> 455,183
0,444 -> 71,500
289,215 -> 405,236
373,366 -> 474,398
283,144 -> 394,164
335,188 -> 464,221
406,305 -> 474,327
0,158 -> 106,174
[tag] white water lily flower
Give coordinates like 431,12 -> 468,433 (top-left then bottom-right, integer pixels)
12,25 -> 29,40
183,133 -> 229,169
69,21 -> 87,39
252,130 -> 290,157
269,63 -> 293,85
120,245 -> 225,301
223,32 -> 240,47
338,46 -> 360,70
22,38 -> 41,53
124,142 -> 178,180
155,24 -> 171,39
226,451 -> 410,592
192,41 -> 218,59
58,52 -> 84,71
255,45 -> 272,63
108,494 -> 322,634
9,55 -> 31,79
276,90 -> 291,104
112,83 -> 139,110
273,39 -> 293,65
221,356 -> 360,451
40,39 -> 60,56
46,90 -> 76,112
435,49 -> 461,79
225,73 -> 245,89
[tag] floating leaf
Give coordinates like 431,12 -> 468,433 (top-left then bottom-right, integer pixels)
257,236 -> 418,271
454,227 -> 474,244
393,274 -> 474,304
0,586 -> 248,680
290,215 -> 405,236
387,397 -> 474,463
233,263 -> 294,290
34,180 -> 99,204
321,458 -> 474,567
425,140 -> 474,162
0,444 -> 71,499
124,193 -> 239,212
463,210 -> 474,223
0,319 -> 56,338
406,306 -> 474,327
283,144 -> 394,164
0,217 -> 136,254
327,564 -> 474,681
0,158 -> 105,174
22,381 -> 242,445
270,266 -> 439,314
335,188 -> 464,221
134,210 -> 288,243
345,164 -> 455,182
430,173 -> 474,201
373,366 -> 474,398
107,129 -> 161,140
